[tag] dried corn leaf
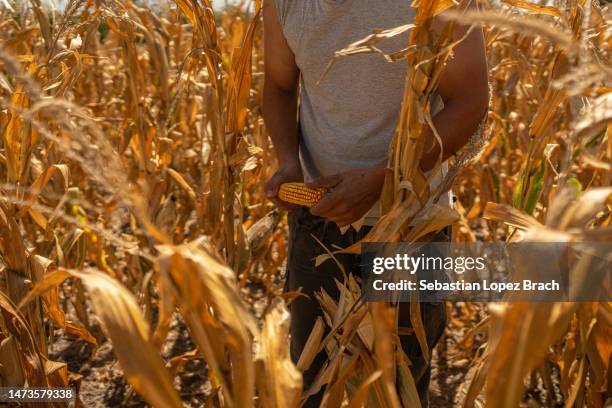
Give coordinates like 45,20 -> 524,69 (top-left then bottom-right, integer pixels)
503,0 -> 561,17
256,298 -> 302,408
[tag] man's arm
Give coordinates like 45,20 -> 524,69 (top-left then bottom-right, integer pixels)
310,2 -> 489,226
420,4 -> 489,171
262,0 -> 303,208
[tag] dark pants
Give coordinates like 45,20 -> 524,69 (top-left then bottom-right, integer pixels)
285,207 -> 447,408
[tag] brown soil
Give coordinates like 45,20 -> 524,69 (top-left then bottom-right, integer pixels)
49,298 -> 483,407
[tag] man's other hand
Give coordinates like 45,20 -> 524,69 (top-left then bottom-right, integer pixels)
266,164 -> 303,210
308,164 -> 385,227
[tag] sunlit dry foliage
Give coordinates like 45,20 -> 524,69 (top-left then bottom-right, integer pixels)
0,0 -> 610,407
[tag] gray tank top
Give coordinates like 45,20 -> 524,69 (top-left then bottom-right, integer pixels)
274,0 -> 452,223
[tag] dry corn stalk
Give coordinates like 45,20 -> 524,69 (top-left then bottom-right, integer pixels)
452,1 -> 612,407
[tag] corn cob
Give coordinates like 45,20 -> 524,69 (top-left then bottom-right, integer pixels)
278,182 -> 327,207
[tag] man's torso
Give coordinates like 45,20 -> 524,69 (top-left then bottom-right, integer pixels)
276,0 -> 415,180
274,0 -> 452,223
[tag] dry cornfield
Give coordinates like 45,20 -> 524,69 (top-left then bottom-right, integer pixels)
0,0 -> 610,407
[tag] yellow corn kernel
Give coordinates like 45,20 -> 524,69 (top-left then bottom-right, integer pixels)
278,182 -> 327,207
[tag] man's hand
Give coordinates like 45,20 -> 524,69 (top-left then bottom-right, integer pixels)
266,164 -> 303,210
308,164 -> 386,227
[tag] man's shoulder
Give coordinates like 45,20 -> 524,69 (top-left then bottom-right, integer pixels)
272,0 -> 306,27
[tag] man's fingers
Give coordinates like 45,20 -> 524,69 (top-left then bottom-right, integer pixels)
310,192 -> 341,216
270,195 -> 298,210
265,177 -> 280,198
269,195 -> 284,207
306,174 -> 342,189
265,175 -> 289,207
331,208 -> 369,227
330,213 -> 357,227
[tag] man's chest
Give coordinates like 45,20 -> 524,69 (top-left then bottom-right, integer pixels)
284,1 -> 416,81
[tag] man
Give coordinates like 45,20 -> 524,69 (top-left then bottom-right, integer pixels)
263,0 -> 488,406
